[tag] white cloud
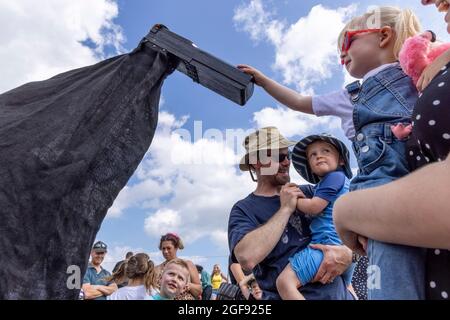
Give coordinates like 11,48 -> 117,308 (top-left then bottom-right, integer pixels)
234,0 -> 357,94
0,0 -> 124,93
235,1 -> 450,95
144,208 -> 182,237
233,0 -> 281,43
253,106 -> 341,138
108,108 -> 333,252
107,111 -> 256,253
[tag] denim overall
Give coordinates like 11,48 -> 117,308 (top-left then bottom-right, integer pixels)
347,65 -> 426,300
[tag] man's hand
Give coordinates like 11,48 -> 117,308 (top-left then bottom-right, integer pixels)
280,183 -> 304,213
310,244 -> 352,284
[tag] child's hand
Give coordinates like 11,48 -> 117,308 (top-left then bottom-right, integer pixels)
237,64 -> 268,87
417,49 -> 450,92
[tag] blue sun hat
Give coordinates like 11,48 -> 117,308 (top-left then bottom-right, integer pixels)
291,134 -> 353,184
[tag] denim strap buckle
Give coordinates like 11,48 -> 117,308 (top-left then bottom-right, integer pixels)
345,80 -> 361,103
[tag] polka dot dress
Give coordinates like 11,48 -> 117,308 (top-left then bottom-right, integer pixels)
406,62 -> 450,300
351,256 -> 368,300
407,62 -> 450,169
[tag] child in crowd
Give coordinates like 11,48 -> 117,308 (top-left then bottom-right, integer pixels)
239,6 -> 426,299
276,135 -> 355,300
239,273 -> 263,300
147,258 -> 191,300
107,253 -> 157,300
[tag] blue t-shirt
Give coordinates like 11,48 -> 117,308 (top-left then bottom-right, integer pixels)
146,293 -> 171,300
310,171 -> 350,244
228,187 -> 353,300
83,264 -> 112,300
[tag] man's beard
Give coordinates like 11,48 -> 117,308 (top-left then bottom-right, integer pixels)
274,171 -> 290,185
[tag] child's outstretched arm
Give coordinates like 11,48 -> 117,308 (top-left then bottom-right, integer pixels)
417,48 -> 450,91
296,197 -> 329,216
238,64 -> 314,114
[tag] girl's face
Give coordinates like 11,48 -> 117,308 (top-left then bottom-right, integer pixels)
161,240 -> 177,261
341,31 -> 382,78
213,265 -> 220,273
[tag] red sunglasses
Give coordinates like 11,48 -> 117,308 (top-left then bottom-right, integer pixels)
340,28 -> 381,65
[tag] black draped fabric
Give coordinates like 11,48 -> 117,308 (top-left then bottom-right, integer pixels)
0,40 -> 174,299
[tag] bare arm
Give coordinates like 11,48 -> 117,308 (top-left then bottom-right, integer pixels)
238,65 -> 314,114
334,156 -> 450,251
234,183 -> 303,271
238,274 -> 255,300
97,283 -> 118,296
186,260 -> 202,298
81,283 -> 105,300
220,273 -> 228,283
417,48 -> 450,91
296,197 -> 329,216
229,263 -> 246,284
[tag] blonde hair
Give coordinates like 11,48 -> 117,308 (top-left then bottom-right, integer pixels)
338,6 -> 422,59
164,258 -> 191,283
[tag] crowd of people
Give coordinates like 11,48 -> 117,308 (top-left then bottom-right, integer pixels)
82,0 -> 449,300
80,237 -> 262,300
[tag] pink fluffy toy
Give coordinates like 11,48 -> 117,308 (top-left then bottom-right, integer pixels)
399,30 -> 450,87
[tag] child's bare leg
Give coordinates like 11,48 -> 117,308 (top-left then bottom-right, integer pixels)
276,263 -> 305,300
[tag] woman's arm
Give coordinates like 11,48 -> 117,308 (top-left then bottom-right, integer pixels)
186,260 -> 203,298
221,273 -> 228,283
334,156 -> 450,251
417,48 -> 450,91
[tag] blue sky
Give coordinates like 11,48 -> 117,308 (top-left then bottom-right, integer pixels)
1,0 -> 449,276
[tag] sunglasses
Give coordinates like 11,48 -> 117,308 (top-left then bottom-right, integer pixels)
340,29 -> 381,65
267,151 -> 291,163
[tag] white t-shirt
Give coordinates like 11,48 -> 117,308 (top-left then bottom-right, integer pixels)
312,62 -> 400,139
107,285 -> 148,300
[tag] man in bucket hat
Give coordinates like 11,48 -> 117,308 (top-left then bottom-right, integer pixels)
228,127 -> 354,300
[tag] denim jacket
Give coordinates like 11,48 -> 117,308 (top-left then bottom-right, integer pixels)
347,65 -> 419,191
